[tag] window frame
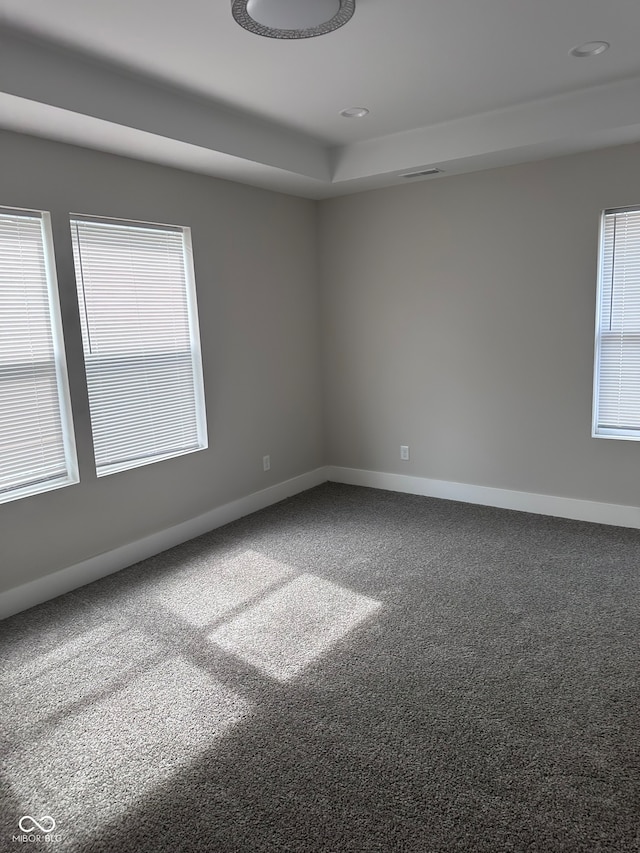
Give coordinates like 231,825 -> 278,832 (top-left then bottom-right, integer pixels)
0,206 -> 78,505
592,203 -> 640,441
69,213 -> 208,477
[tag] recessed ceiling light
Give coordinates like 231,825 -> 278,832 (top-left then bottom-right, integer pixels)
232,0 -> 355,39
569,41 -> 610,57
340,107 -> 369,118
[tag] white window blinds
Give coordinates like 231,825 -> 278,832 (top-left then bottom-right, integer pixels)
70,216 -> 207,476
0,208 -> 78,503
593,207 -> 640,439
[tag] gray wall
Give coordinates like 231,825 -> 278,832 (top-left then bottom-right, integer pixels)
0,130 -> 323,593
319,143 -> 640,507
4,130 -> 640,598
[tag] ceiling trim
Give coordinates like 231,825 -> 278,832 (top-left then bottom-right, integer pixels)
333,75 -> 640,183
0,28 -> 331,181
2,26 -> 640,198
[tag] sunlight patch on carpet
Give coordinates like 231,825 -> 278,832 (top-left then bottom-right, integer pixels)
209,573 -> 382,681
4,658 -> 250,845
0,622 -> 161,735
154,549 -> 295,627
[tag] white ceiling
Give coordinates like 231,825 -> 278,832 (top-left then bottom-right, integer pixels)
1,0 -> 640,197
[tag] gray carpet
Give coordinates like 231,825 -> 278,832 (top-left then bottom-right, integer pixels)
1,482 -> 639,852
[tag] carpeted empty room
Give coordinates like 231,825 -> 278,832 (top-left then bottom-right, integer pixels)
7,1 -> 640,849
1,482 -> 638,852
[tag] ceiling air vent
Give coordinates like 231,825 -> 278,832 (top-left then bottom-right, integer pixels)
399,168 -> 443,179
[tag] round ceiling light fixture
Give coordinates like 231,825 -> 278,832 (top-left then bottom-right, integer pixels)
232,0 -> 355,39
569,40 -> 610,57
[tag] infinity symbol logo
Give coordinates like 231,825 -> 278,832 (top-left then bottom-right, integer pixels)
18,815 -> 56,833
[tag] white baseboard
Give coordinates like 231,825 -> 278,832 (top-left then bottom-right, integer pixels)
4,464 -> 638,620
326,466 -> 640,530
0,467 -> 327,621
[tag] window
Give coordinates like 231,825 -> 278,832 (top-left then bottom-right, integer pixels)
70,215 -> 207,476
0,207 -> 78,504
593,206 -> 640,440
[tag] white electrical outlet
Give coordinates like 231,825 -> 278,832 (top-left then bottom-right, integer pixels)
263,455 -> 271,471
400,445 -> 409,461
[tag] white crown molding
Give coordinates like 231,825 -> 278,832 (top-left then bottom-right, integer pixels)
0,467 -> 327,621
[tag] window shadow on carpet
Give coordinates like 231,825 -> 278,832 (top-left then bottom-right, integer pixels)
0,539 -> 384,851
1,483 -> 639,852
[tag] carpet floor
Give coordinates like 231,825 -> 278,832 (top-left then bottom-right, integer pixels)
1,482 -> 639,852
